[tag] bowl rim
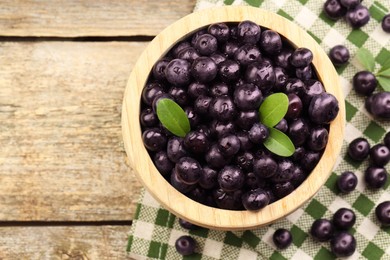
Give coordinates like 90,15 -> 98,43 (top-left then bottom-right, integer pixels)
122,6 -> 345,230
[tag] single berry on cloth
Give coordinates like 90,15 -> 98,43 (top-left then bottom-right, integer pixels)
329,45 -> 350,66
364,166 -> 388,189
382,14 -> 390,33
337,171 -> 358,193
324,0 -> 347,20
375,201 -> 390,226
352,71 -> 377,96
273,229 -> 293,249
365,92 -> 390,119
330,232 -> 356,257
369,144 -> 390,167
333,208 -> 356,230
348,137 -> 370,161
345,4 -> 370,28
310,219 -> 335,242
175,235 -> 196,256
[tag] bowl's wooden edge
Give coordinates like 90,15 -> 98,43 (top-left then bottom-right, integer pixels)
122,6 -> 346,230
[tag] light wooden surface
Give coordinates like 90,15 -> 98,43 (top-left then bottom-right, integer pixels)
122,6 -> 345,230
0,0 -> 195,37
0,0 -> 196,258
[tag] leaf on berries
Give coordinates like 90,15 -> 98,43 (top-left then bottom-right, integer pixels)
156,98 -> 190,137
263,128 -> 295,157
356,47 -> 375,72
377,76 -> 390,92
259,93 -> 289,127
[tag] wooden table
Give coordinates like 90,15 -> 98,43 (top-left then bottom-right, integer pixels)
0,1 -> 195,258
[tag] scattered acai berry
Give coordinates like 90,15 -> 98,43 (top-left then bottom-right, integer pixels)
364,166 -> 388,189
175,235 -> 196,256
369,144 -> 390,167
382,14 -> 390,33
340,0 -> 361,10
179,218 -> 199,230
348,137 -> 370,161
330,232 -> 356,257
365,92 -> 390,119
324,0 -> 347,20
375,201 -> 390,226
310,219 -> 335,242
337,171 -> 358,193
345,4 -> 370,28
352,71 -> 377,96
140,21 -> 339,211
273,229 -> 293,249
329,45 -> 350,66
333,208 -> 356,230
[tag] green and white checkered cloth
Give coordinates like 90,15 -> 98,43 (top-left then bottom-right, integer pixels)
127,0 -> 390,259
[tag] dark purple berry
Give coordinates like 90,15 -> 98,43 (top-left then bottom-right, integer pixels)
140,108 -> 158,127
329,45 -> 350,66
209,95 -> 237,122
308,93 -> 339,124
152,58 -> 170,81
167,137 -> 188,163
199,166 -> 218,190
259,30 -> 282,55
271,160 -> 295,183
222,40 -> 240,58
185,107 -> 200,128
242,188 -> 270,211
290,48 -> 313,68
205,144 -> 230,169
274,67 -> 289,91
307,127 -> 329,152
142,128 -> 167,152
236,110 -> 259,130
384,132 -> 390,148
188,82 -> 208,98
301,151 -> 321,172
187,186 -> 207,204
324,0 -> 347,20
194,95 -> 212,114
382,14 -> 390,33
184,131 -> 209,154
218,134 -> 241,157
210,52 -> 227,65
353,71 -> 377,96
218,166 -> 245,192
253,155 -> 278,179
175,235 -> 196,256
286,93 -> 302,119
303,79 -> 325,106
234,83 -> 263,111
288,118 -> 309,146
284,78 -> 306,97
330,232 -> 356,257
274,48 -> 293,70
311,219 -> 335,242
165,59 -> 191,86
340,0 -> 360,9
333,208 -> 356,230
370,144 -> 390,167
234,44 -> 262,66
291,146 -> 306,162
213,189 -> 243,210
168,86 -> 188,106
237,20 -> 261,44
235,152 -> 254,171
218,59 -> 241,82
249,123 -> 269,144
142,82 -> 164,106
296,65 -> 313,81
245,172 -> 261,190
154,151 -> 174,175
210,82 -> 230,97
194,34 -> 218,56
273,229 -> 292,249
208,22 -> 230,42
275,119 -> 288,133
337,171 -> 358,193
170,169 -> 195,193
273,181 -> 294,198
375,201 -> 390,226
364,166 -> 388,189
365,92 -> 390,119
191,29 -> 207,46
191,57 -> 218,83
210,120 -> 236,138
245,61 -> 276,93
172,41 -> 192,58
348,137 -> 370,161
177,47 -> 200,63
346,5 -> 370,28
290,166 -> 306,187
179,218 -> 199,230
237,131 -> 254,151
175,157 -> 202,185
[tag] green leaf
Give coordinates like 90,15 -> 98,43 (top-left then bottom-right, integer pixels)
259,93 -> 289,127
377,76 -> 390,92
376,67 -> 390,77
263,128 -> 295,157
156,98 -> 190,137
379,57 -> 390,72
356,47 -> 375,72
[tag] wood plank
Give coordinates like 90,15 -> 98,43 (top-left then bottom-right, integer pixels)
0,41 -> 146,221
0,225 -> 132,259
0,0 -> 196,37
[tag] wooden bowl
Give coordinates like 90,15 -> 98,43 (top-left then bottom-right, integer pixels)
122,6 -> 345,230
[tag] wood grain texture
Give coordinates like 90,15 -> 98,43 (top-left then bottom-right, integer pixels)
0,41 -> 145,221
0,0 -> 195,37
122,6 -> 346,230
0,225 -> 132,259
